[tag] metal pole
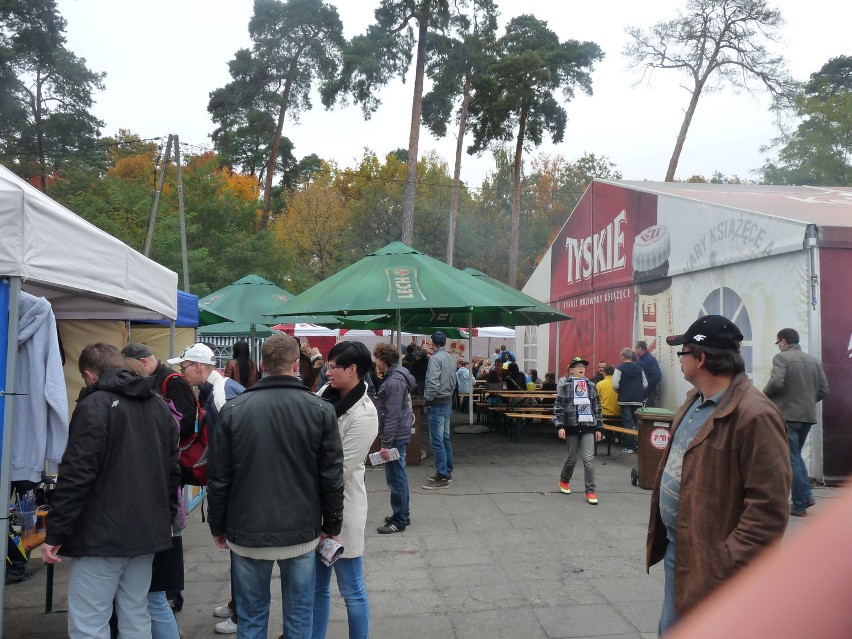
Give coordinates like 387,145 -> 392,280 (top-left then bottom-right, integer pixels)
555,321 -> 561,380
0,276 -> 23,626
173,135 -> 190,292
468,311 -> 474,425
144,134 -> 173,257
169,319 -> 176,360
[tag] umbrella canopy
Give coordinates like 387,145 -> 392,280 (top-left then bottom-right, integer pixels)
266,242 -> 529,322
198,321 -> 276,337
198,274 -> 294,326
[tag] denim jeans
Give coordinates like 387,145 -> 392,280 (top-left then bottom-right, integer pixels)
148,591 -> 179,639
428,403 -> 453,477
384,441 -> 410,526
311,556 -> 369,639
232,550 -> 315,639
560,432 -> 596,492
67,554 -> 154,639
658,540 -> 679,636
787,420 -> 813,511
620,405 -> 639,449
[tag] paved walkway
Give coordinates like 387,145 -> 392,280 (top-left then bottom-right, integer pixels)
3,411 -> 823,638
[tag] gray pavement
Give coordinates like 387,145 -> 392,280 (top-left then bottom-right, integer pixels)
3,410 -> 824,638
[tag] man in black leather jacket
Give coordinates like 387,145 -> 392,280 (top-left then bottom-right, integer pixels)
207,333 -> 343,639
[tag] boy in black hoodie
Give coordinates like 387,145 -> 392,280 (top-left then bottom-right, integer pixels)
612,347 -> 648,453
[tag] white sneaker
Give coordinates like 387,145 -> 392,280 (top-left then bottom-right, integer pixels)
214,618 -> 238,634
213,603 -> 233,618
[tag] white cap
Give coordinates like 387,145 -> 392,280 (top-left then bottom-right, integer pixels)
632,225 -> 671,272
167,343 -> 216,365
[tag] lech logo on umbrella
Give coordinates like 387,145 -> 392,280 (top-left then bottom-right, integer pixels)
385,266 -> 426,303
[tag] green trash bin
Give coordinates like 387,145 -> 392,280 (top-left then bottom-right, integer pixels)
634,408 -> 676,489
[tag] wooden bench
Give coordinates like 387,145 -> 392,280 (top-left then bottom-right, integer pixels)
504,412 -> 553,442
598,421 -> 638,456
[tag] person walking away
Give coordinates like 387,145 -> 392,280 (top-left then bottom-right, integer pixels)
762,327 -> 829,517
42,343 -> 179,639
224,340 -> 260,389
373,343 -> 416,534
553,357 -> 603,505
635,341 -> 662,407
612,348 -> 647,453
648,315 -> 791,636
207,334 -> 344,639
456,361 -> 472,413
422,332 -> 457,489
313,341 -> 378,639
595,364 -> 621,426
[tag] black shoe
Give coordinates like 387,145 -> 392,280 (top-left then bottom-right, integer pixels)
384,515 -> 411,526
377,523 -> 405,534
427,473 -> 453,483
807,498 -> 816,508
790,509 -> 807,517
423,476 -> 449,489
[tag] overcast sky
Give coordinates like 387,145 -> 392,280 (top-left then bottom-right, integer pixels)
56,0 -> 850,185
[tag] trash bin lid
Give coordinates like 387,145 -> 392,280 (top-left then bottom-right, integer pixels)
636,407 -> 676,417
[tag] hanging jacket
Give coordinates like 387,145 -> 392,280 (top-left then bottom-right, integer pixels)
11,292 -> 68,482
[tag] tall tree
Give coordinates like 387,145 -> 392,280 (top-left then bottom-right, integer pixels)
760,56 -> 852,186
322,0 -> 456,246
209,0 -> 345,230
468,15 -> 603,286
421,0 -> 498,265
624,0 -> 797,182
0,0 -> 105,189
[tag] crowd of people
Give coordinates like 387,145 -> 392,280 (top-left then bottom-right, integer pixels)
35,313 -> 828,639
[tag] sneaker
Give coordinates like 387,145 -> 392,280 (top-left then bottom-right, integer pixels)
377,522 -> 405,534
213,604 -> 233,618
807,498 -> 816,508
422,476 -> 450,489
559,481 -> 571,494
790,509 -> 807,517
214,618 -> 238,634
384,515 -> 411,526
621,447 -> 635,454
586,492 -> 599,505
428,473 -> 453,483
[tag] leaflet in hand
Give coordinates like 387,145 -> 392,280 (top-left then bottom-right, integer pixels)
368,448 -> 401,466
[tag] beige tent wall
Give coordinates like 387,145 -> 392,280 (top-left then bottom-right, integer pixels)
57,320 -> 127,422
129,326 -> 196,365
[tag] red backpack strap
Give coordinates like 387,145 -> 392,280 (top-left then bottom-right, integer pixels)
161,372 -> 183,397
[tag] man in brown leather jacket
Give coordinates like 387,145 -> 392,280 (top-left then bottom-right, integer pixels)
646,315 -> 791,636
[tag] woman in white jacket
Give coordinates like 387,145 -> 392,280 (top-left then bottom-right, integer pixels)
313,341 -> 378,639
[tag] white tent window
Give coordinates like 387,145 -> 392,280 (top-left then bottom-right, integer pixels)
523,325 -> 538,372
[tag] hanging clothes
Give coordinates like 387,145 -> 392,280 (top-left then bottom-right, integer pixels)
11,292 -> 68,482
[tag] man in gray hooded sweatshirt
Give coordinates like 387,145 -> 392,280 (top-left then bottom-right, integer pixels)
422,332 -> 457,489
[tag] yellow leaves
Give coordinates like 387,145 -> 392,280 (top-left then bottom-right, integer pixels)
108,154 -> 155,181
218,168 -> 260,202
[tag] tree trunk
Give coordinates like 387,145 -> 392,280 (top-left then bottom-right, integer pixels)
447,72 -> 472,266
665,87 -> 703,182
35,72 -> 47,192
402,14 -> 429,246
509,106 -> 528,288
260,73 -> 295,231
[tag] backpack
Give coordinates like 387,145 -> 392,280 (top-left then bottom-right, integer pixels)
162,373 -> 208,486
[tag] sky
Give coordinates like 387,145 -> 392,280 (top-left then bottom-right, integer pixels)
55,0 -> 851,186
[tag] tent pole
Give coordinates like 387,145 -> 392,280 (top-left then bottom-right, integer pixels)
468,311 -> 474,425
0,276 -> 22,621
169,319 -> 176,359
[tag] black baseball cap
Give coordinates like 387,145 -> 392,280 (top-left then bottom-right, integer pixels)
666,315 -> 743,351
121,342 -> 153,359
568,356 -> 589,368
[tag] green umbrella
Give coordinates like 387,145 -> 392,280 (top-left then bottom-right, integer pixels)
266,242 -> 529,321
198,274 -> 294,326
198,322 -> 276,338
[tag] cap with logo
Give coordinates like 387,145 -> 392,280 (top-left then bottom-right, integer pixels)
666,315 -> 743,351
121,342 -> 153,359
568,356 -> 590,368
166,343 -> 216,365
431,331 -> 447,346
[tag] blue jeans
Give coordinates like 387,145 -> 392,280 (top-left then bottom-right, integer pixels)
787,421 -> 813,511
384,441 -> 410,526
621,405 -> 639,449
658,540 -> 679,636
231,550 -> 315,639
67,554 -> 154,639
312,556 -> 369,639
148,591 -> 179,639
428,403 -> 453,477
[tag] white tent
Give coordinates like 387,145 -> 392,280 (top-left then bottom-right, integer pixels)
0,165 -> 179,622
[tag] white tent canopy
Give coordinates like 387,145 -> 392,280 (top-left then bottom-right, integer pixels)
0,165 -> 177,320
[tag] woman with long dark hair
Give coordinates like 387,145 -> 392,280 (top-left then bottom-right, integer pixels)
224,340 -> 260,389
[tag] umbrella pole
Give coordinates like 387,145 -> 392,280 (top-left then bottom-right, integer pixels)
396,309 -> 402,365
468,311 -> 474,425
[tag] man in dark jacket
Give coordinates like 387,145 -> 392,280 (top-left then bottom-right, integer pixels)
635,340 -> 662,406
612,348 -> 647,452
207,333 -> 343,639
373,343 -> 417,533
42,343 -> 179,639
763,327 -> 829,517
647,315 -> 790,636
